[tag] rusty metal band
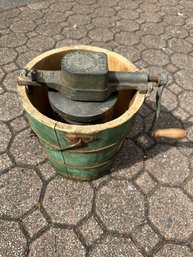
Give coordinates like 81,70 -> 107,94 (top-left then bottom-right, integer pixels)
48,154 -> 114,170
29,125 -> 82,151
30,124 -> 124,153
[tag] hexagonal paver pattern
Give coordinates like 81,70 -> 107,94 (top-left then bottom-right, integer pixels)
22,209 -> 48,238
11,20 -> 36,33
27,35 -> 55,51
179,91 -> 193,114
0,167 -> 42,218
79,216 -> 103,245
155,243 -> 192,257
96,180 -> 145,233
1,0 -> 193,255
37,161 -> 56,181
184,177 -> 193,198
0,92 -> 23,121
115,31 -> 140,46
175,70 -> 193,90
0,220 -> 26,257
0,153 -> 13,173
132,223 -> 160,253
0,122 -> 12,153
0,33 -> 27,48
135,172 -> 157,194
2,70 -> 19,92
9,116 -> 28,133
171,53 -> 193,71
10,128 -> 46,165
29,228 -> 85,256
142,49 -> 169,66
89,236 -> 143,257
168,38 -> 193,54
0,48 -> 17,65
111,140 -> 144,179
149,187 -> 193,241
43,176 -> 93,224
145,145 -> 190,185
88,28 -> 113,42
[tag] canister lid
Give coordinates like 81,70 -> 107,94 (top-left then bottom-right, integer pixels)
48,91 -> 117,123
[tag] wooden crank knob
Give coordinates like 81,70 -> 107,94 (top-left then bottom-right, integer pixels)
152,128 -> 187,139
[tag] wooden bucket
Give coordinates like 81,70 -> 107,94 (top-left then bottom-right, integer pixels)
17,45 -> 145,181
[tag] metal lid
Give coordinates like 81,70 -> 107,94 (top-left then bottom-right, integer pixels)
48,91 -> 117,124
61,51 -> 108,74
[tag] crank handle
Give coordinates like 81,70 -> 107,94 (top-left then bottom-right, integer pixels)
152,128 -> 187,139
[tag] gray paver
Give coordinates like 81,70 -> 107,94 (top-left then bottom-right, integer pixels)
96,180 -> 145,233
89,236 -> 143,257
155,243 -> 193,257
0,92 -> 23,121
3,70 -> 20,92
22,209 -> 48,237
9,116 -> 28,133
79,216 -> 103,245
43,176 -> 93,224
0,48 -> 17,65
0,153 -> 13,173
149,187 -> 193,241
0,220 -> 26,257
0,0 -> 193,255
10,128 -> 46,165
29,228 -> 86,257
135,171 -> 157,194
145,145 -> 190,186
37,161 -> 56,181
111,139 -> 144,179
0,167 -> 42,218
132,223 -> 160,253
0,122 -> 12,153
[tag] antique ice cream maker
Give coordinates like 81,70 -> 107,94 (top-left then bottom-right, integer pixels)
17,46 -> 187,181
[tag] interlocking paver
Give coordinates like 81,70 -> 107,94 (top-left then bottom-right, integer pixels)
142,49 -> 169,66
155,243 -> 192,257
111,139 -> 144,179
0,220 -> 26,257
27,35 -> 55,51
37,161 -> 56,181
0,48 -> 17,65
145,144 -> 190,185
79,216 -> 103,245
89,236 -> 143,256
135,171 -> 157,194
16,50 -> 38,67
0,167 -> 42,218
1,0 -> 193,255
0,122 -> 12,153
175,70 -> 193,90
115,31 -> 140,46
132,223 -> 160,253
88,28 -> 113,42
22,209 -> 48,237
10,128 -> 46,165
149,187 -> 193,241
0,33 -> 27,48
0,153 -> 13,173
96,180 -> 145,233
0,92 -> 23,121
29,228 -> 86,257
43,176 -> 93,224
9,116 -> 28,133
3,70 -> 20,92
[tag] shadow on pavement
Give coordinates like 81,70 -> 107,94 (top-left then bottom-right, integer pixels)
111,99 -> 193,175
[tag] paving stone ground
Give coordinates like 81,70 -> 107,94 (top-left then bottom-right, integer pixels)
0,0 -> 193,256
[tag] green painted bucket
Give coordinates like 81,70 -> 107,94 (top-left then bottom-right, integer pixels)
17,45 -> 145,181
